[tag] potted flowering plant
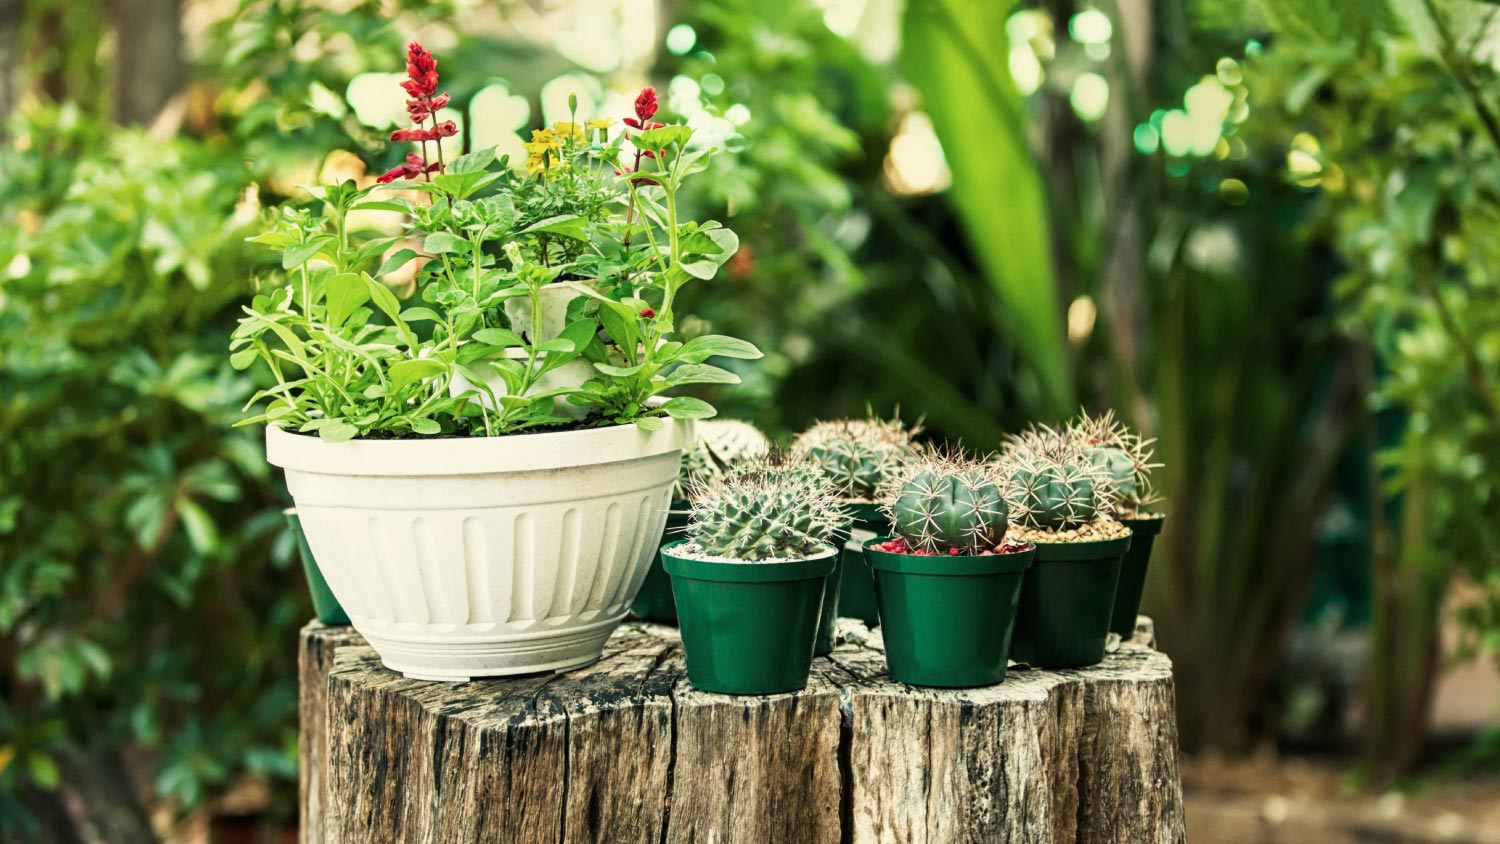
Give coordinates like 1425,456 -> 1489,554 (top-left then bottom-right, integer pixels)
1070,411 -> 1163,640
864,450 -> 1034,687
630,418 -> 770,623
793,414 -> 919,640
660,455 -> 844,694
230,44 -> 760,680
1001,425 -> 1133,669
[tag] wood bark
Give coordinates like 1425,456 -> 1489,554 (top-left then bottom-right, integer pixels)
300,617 -> 1183,844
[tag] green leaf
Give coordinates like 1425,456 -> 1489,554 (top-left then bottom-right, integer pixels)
661,397 -> 717,419
409,417 -> 442,435
282,235 -> 335,270
634,416 -> 666,432
229,348 -> 259,371
27,752 -> 59,789
389,358 -> 446,392
377,248 -> 419,277
353,199 -> 416,214
473,327 -> 523,347
423,232 -> 466,255
902,0 -> 1073,415
177,499 -> 219,554
520,215 -> 590,241
662,363 -> 740,387
537,338 -> 577,353
448,146 -> 497,174
594,362 -> 645,377
320,421 -> 359,443
325,272 -> 370,326
676,335 -> 763,363
399,307 -> 443,323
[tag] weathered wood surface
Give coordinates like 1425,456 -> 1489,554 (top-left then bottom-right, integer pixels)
300,617 -> 1183,844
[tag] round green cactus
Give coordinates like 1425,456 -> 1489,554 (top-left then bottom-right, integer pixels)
1067,410 -> 1160,512
1009,459 -> 1102,530
793,415 -> 919,501
888,464 -> 1010,554
1086,446 -> 1139,502
1001,423 -> 1116,531
686,456 -> 844,561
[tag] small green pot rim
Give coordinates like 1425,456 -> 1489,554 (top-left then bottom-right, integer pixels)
1031,533 -> 1133,562
863,538 -> 1035,576
661,540 -> 837,583
1118,513 -> 1165,536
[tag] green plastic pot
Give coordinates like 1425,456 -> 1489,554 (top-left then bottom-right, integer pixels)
1009,533 -> 1131,669
663,541 -> 836,695
285,509 -> 349,626
812,529 -> 847,656
1110,515 -> 1165,639
836,501 -> 887,627
865,539 -> 1035,687
630,506 -> 692,624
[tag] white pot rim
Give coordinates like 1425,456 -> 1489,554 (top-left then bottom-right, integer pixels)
266,415 -> 690,477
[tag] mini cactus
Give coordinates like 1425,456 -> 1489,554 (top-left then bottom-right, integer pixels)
1066,411 -> 1161,513
685,454 -> 845,562
880,451 -> 1010,555
1002,426 -> 1116,531
674,419 -> 771,501
793,414 -> 920,501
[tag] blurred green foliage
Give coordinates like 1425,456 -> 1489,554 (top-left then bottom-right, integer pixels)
4,0 -> 1500,834
0,105 -> 295,836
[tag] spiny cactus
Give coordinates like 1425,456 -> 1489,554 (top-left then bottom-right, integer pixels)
673,419 -> 772,502
1002,426 -> 1117,531
793,414 -> 920,501
880,451 -> 1010,555
686,454 -> 845,562
1065,411 -> 1161,512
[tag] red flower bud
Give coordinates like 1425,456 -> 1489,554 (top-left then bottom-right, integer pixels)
390,121 -> 458,143
376,152 -> 441,184
639,308 -> 656,318
634,87 -> 658,122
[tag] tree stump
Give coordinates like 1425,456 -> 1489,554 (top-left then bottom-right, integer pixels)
299,618 -> 1184,844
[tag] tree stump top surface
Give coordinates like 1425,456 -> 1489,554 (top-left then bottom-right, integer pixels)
301,618 -> 1183,844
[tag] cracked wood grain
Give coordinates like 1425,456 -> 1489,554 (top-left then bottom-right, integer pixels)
300,616 -> 1182,844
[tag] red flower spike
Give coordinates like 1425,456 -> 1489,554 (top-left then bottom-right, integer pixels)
376,152 -> 440,184
404,43 -> 439,99
639,308 -> 656,318
634,87 -> 658,122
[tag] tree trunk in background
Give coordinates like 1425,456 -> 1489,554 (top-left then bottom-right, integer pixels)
1350,345 -> 1444,781
110,0 -> 183,125
0,0 -> 19,127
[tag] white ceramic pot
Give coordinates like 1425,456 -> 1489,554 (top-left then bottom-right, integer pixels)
266,418 -> 690,681
503,282 -> 584,343
450,348 -> 595,420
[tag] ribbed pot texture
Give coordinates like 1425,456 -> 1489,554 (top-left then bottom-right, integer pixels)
266,418 -> 690,681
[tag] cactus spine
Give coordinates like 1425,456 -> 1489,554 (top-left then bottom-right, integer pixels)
686,455 -> 844,561
1002,426 -> 1116,531
881,451 -> 1010,554
1066,410 -> 1160,513
674,419 -> 771,502
793,415 -> 919,501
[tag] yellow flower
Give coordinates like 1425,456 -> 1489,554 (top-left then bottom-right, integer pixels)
551,121 -> 586,143
586,117 -> 616,131
528,128 -> 561,150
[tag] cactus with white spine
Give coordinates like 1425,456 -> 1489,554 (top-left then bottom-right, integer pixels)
793,414 -> 920,501
1065,410 -> 1161,513
880,451 -> 1010,554
673,419 -> 772,502
1002,426 -> 1117,531
686,454 -> 844,561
